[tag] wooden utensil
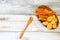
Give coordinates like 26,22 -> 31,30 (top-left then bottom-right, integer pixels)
19,17 -> 33,39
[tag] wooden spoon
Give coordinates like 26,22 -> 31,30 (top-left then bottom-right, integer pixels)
35,5 -> 59,30
19,17 -> 33,39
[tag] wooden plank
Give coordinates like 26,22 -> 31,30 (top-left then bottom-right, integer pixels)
0,15 -> 60,32
0,32 -> 60,40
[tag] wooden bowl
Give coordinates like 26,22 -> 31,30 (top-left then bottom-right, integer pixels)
35,5 -> 59,30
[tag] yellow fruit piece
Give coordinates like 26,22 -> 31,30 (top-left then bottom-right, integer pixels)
51,19 -> 57,24
47,16 -> 53,22
42,21 -> 48,25
52,15 -> 55,18
52,15 -> 58,22
52,23 -> 57,29
47,23 -> 53,30
53,18 -> 58,22
51,20 -> 56,24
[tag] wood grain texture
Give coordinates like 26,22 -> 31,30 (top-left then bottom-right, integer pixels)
0,15 -> 60,32
0,0 -> 60,15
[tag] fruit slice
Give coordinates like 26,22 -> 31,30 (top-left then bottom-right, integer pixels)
47,23 -> 53,30
42,21 -> 48,26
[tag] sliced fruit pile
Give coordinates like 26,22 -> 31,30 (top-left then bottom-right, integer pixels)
35,7 -> 58,30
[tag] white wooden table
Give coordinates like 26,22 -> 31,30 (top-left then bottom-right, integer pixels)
0,0 -> 60,40
0,15 -> 59,40
0,32 -> 60,40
